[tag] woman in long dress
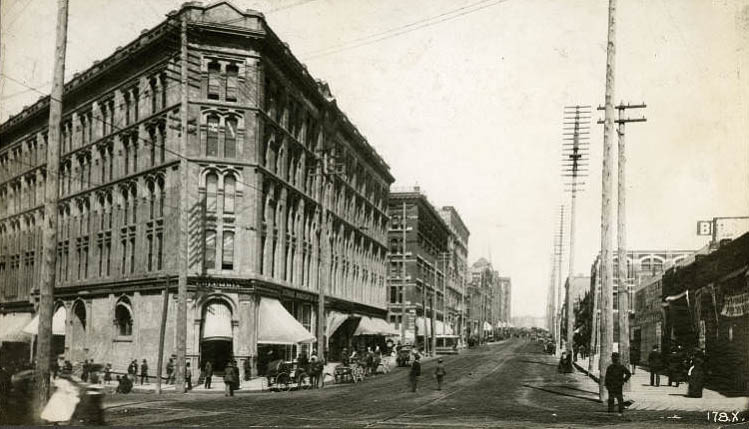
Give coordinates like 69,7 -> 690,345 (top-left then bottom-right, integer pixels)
41,376 -> 80,424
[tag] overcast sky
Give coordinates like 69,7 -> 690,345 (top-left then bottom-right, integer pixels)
2,0 -> 748,319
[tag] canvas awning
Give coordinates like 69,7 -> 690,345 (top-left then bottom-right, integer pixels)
354,316 -> 396,336
415,318 -> 454,336
257,298 -> 315,345
326,311 -> 349,337
483,321 -> 493,331
0,312 -> 33,342
23,307 -> 67,336
202,301 -> 232,340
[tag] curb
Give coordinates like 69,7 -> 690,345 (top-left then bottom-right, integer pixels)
573,361 -> 600,383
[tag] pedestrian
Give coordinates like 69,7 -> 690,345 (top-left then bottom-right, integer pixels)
667,346 -> 682,387
687,352 -> 705,398
185,362 -> 192,391
81,359 -> 90,382
224,361 -> 236,397
409,354 -> 421,393
604,352 -> 632,416
166,358 -> 174,384
204,361 -> 213,389
140,359 -> 149,385
51,357 -> 60,379
243,359 -> 251,381
630,345 -> 640,374
647,345 -> 661,387
434,358 -> 446,390
104,363 -> 112,385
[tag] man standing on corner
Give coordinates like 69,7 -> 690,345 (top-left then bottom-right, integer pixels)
409,354 -> 421,393
648,345 -> 661,387
604,352 -> 632,416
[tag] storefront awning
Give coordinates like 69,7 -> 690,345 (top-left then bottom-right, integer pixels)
202,301 -> 232,340
23,307 -> 67,336
0,313 -> 33,342
483,321 -> 493,331
257,298 -> 316,345
354,316 -> 396,336
326,311 -> 349,337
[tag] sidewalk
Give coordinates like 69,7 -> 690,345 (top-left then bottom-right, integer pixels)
573,356 -> 748,412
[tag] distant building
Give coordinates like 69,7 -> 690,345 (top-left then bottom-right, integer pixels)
439,206 -> 470,343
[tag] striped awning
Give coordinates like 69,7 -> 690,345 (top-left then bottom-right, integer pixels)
23,307 -> 67,336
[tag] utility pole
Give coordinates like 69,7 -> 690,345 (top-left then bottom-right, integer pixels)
554,205 -> 565,357
562,105 -> 591,357
597,102 -> 646,387
598,0 -> 618,403
175,13 -> 189,394
315,146 -> 344,357
35,0 -> 68,413
589,257 -> 601,373
156,276 -> 170,394
400,201 -> 408,343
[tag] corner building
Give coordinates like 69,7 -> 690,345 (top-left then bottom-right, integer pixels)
0,2 -> 393,378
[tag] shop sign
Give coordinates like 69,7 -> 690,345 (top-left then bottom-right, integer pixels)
721,292 -> 749,318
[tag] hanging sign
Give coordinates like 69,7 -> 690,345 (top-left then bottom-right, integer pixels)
720,292 -> 749,318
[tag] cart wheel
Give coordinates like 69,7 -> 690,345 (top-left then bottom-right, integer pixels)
277,372 -> 292,391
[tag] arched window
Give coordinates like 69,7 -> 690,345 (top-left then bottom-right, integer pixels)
73,301 -> 86,330
206,115 -> 219,156
122,189 -> 129,226
157,177 -> 165,218
130,184 -> 138,224
222,231 -> 234,270
225,117 -> 237,159
115,298 -> 133,337
224,175 -> 235,213
148,181 -> 156,219
206,173 -> 218,213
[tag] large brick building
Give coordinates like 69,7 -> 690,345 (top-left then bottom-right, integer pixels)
0,2 -> 394,378
386,187 -> 450,347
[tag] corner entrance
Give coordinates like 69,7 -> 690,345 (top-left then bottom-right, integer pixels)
200,299 -> 233,374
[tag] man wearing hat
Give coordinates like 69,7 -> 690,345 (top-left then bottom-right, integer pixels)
604,352 -> 631,415
434,358 -> 446,390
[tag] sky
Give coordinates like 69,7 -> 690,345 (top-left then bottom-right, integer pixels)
1,0 -> 748,319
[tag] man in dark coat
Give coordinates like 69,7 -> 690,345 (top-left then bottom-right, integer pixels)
667,346 -> 683,387
409,354 -> 421,393
166,358 -> 174,384
687,352 -> 705,398
140,359 -> 149,385
604,352 -> 632,415
204,361 -> 213,389
648,345 -> 662,386
224,361 -> 236,397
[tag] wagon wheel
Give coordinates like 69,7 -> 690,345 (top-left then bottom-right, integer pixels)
276,372 -> 292,392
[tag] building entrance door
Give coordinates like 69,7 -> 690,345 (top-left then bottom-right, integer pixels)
200,339 -> 233,374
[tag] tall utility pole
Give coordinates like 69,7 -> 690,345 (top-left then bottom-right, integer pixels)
175,13 -> 189,394
598,0 -> 618,403
589,257 -> 602,373
316,148 -> 344,356
547,247 -> 556,333
400,201 -> 408,343
562,105 -> 591,355
554,205 -> 565,356
156,276 -> 170,394
597,102 -> 646,383
35,0 -> 68,412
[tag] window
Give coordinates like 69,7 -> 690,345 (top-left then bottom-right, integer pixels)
150,77 -> 159,113
124,92 -> 132,126
206,173 -> 218,213
205,229 -> 216,270
147,234 -> 153,272
149,128 -> 156,167
222,231 -> 234,270
207,62 -> 220,100
206,116 -> 219,156
224,175 -> 235,213
157,178 -> 165,218
123,140 -> 130,175
129,236 -> 135,273
226,64 -> 238,102
225,117 -> 237,158
156,232 -> 163,270
148,182 -> 156,219
115,299 -> 133,337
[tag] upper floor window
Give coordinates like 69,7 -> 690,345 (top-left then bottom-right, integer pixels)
206,116 -> 219,157
207,62 -> 220,100
225,64 -> 238,102
224,175 -> 235,214
206,173 -> 218,214
225,117 -> 237,159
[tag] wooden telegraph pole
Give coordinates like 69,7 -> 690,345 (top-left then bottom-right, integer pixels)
562,105 -> 591,356
554,205 -> 565,357
35,0 -> 69,413
598,0 -> 618,403
400,201 -> 408,343
175,13 -> 189,394
597,102 -> 646,387
156,276 -> 170,394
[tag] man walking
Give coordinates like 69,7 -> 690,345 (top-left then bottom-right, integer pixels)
604,352 -> 632,416
434,358 -> 446,390
648,345 -> 661,386
140,359 -> 149,385
185,362 -> 192,391
224,361 -> 236,397
204,361 -> 213,389
166,358 -> 174,385
409,354 -> 421,393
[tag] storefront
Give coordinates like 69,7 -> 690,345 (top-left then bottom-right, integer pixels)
0,312 -> 33,371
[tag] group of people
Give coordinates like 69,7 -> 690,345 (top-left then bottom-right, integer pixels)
340,346 -> 384,376
407,354 -> 447,393
126,359 -> 150,385
647,345 -> 705,397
